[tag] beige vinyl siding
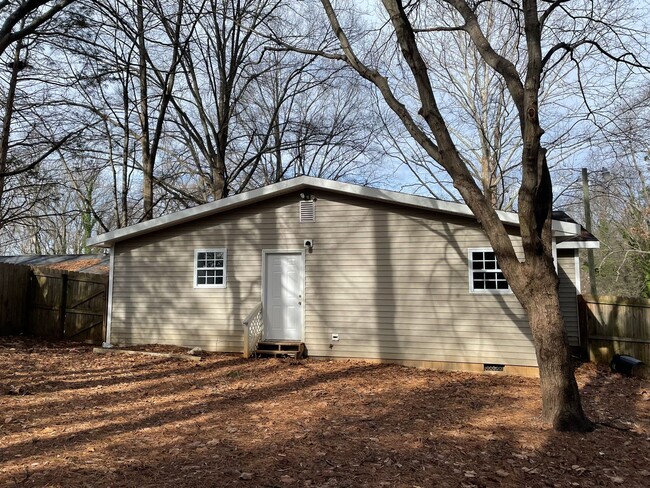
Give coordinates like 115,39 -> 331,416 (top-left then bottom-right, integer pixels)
557,249 -> 580,346
111,190 -> 538,367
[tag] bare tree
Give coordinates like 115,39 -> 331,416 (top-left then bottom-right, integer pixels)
241,50 -> 385,188
0,0 -> 75,57
166,0 -> 389,201
0,4 -> 89,229
292,0 -> 650,431
168,0 -> 285,200
598,89 -> 650,296
0,0 -> 392,250
559,89 -> 650,297
421,1 -> 522,209
74,0 -> 195,222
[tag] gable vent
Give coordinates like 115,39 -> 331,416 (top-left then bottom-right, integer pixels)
299,200 -> 315,222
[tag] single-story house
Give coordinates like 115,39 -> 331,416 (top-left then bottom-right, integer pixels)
87,177 -> 598,376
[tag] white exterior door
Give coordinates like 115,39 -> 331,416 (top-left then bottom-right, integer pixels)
263,252 -> 304,341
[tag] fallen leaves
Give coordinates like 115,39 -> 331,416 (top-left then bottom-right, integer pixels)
0,338 -> 648,488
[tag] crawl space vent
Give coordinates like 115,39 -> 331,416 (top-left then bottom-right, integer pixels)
483,364 -> 505,372
299,200 -> 315,222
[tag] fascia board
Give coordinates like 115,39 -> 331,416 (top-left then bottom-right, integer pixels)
87,176 -> 582,247
556,240 -> 600,249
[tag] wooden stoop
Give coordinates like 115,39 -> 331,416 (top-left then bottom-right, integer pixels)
254,341 -> 306,359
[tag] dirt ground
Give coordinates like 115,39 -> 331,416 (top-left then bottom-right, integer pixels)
1,338 -> 648,488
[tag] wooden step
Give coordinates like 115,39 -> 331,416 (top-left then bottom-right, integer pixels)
257,341 -> 302,351
254,341 -> 306,359
254,349 -> 300,359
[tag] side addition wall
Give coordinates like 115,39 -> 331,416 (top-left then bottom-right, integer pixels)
557,249 -> 581,346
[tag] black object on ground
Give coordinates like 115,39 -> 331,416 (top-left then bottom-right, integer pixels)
610,354 -> 645,375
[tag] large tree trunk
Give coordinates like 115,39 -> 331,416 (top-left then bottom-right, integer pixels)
512,150 -> 593,432
137,0 -> 153,221
211,153 -> 227,200
212,77 -> 230,200
520,260 -> 594,431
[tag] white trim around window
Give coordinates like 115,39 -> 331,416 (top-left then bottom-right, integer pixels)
468,248 -> 512,294
194,248 -> 227,288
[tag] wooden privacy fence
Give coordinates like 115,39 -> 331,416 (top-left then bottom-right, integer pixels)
0,262 -> 108,344
579,294 -> 650,365
0,263 -> 31,335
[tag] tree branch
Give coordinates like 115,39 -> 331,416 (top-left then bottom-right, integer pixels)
543,39 -> 650,71
0,0 -> 75,57
318,0 -> 442,165
539,0 -> 570,27
413,24 -> 465,33
0,127 -> 85,177
443,0 -> 526,119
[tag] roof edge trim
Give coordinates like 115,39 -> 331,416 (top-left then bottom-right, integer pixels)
87,176 -> 582,247
556,241 -> 600,249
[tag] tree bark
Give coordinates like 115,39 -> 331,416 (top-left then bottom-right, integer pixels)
520,259 -> 594,431
211,153 -> 227,200
136,0 -> 153,221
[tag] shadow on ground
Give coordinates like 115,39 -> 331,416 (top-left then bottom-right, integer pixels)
0,338 -> 648,488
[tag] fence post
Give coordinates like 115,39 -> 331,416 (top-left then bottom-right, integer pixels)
59,272 -> 68,339
102,276 -> 108,344
22,271 -> 33,334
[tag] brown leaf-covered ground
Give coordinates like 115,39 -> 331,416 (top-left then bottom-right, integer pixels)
1,337 -> 648,488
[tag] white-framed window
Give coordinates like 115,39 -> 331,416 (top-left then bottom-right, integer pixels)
468,248 -> 511,293
194,249 -> 227,288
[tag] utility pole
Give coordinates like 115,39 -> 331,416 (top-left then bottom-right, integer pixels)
582,168 -> 597,295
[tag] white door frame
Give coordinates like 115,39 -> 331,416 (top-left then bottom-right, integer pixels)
261,249 -> 306,341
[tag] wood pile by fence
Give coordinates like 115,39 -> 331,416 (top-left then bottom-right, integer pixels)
579,294 -> 650,365
0,262 -> 107,344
